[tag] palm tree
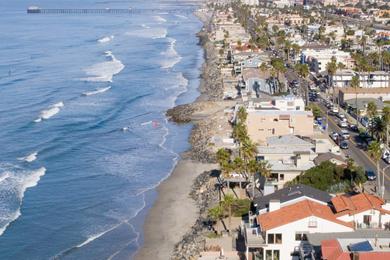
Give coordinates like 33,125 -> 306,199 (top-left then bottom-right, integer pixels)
368,141 -> 382,196
208,205 -> 224,232
382,106 -> 390,147
260,62 -> 267,73
271,58 -> 286,89
360,35 -> 367,55
326,56 -> 338,104
371,117 -> 386,142
216,148 -> 232,177
247,159 -> 271,199
222,194 -> 235,233
350,75 -> 360,124
367,101 -> 378,120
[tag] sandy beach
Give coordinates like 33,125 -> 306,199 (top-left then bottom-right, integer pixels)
135,159 -> 216,260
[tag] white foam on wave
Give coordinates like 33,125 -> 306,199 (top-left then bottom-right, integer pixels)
160,37 -> 182,69
82,86 -> 111,96
153,15 -> 167,23
125,27 -> 167,39
17,151 -> 38,163
141,24 -> 150,29
97,35 -> 114,43
34,102 -> 64,122
81,51 -> 125,82
175,14 -> 188,19
0,172 -> 9,183
0,166 -> 46,236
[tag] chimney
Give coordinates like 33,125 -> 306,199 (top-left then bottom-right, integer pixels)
269,199 -> 281,212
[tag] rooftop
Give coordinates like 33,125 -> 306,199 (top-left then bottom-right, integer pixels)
340,87 -> 390,94
253,184 -> 332,212
331,193 -> 389,216
258,199 -> 353,231
314,152 -> 346,166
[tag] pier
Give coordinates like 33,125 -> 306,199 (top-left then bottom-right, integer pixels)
27,6 -> 195,15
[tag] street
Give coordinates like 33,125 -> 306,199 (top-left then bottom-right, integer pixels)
315,97 -> 390,199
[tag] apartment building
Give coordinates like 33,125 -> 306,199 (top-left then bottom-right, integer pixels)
301,48 -> 354,73
246,109 -> 314,144
332,69 -> 390,88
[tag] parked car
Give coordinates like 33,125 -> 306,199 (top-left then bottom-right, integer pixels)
338,120 -> 348,128
361,117 -> 371,128
331,132 -> 339,142
330,107 -> 339,115
384,156 -> 390,164
340,130 -> 350,139
349,124 -> 358,132
337,113 -> 345,120
366,170 -> 376,181
340,140 -> 349,149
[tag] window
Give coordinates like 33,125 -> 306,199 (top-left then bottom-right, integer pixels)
308,219 -> 317,228
267,233 -> 274,244
267,233 -> 282,244
275,234 -> 282,244
363,215 -> 372,225
295,232 -> 308,241
265,249 -> 280,260
279,174 -> 284,181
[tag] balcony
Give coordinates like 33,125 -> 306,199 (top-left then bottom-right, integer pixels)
242,216 -> 266,248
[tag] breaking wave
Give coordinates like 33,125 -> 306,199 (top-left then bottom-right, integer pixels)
81,51 -> 125,82
34,102 -> 64,122
160,37 -> 182,69
98,35 -> 114,43
82,86 -> 111,96
17,151 -> 38,163
153,15 -> 166,23
125,27 -> 167,39
0,165 -> 46,236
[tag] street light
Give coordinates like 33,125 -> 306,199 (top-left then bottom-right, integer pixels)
381,164 -> 390,199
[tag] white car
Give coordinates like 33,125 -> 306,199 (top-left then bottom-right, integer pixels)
331,132 -> 339,141
337,113 -> 345,120
331,107 -> 339,114
340,130 -> 350,139
338,120 -> 348,128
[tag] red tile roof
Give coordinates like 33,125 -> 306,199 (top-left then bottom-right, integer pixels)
321,240 -> 350,260
257,200 -> 354,231
321,240 -> 390,260
331,193 -> 390,216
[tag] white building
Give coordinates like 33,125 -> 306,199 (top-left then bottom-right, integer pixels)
248,95 -> 305,111
243,192 -> 390,260
301,48 -> 354,73
241,0 -> 259,5
332,69 -> 390,88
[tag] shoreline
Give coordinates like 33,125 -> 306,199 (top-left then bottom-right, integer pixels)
134,4 -> 226,260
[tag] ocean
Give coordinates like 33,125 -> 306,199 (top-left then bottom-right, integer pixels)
0,0 -> 203,259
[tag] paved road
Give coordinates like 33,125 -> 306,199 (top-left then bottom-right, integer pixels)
315,98 -> 390,199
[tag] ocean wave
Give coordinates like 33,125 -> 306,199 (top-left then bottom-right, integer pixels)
17,151 -> 38,163
81,51 -> 125,82
175,14 -> 188,19
0,165 -> 46,236
141,24 -> 150,29
34,102 -> 64,122
97,35 -> 114,43
160,37 -> 182,69
125,27 -> 167,39
153,15 -> 166,23
82,86 -> 111,96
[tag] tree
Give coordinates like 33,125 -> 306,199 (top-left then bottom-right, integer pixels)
271,58 -> 286,85
247,159 -> 271,198
367,101 -> 378,119
260,62 -> 267,72
208,205 -> 224,232
326,56 -> 338,104
222,194 -> 235,233
350,75 -> 360,124
368,141 -> 382,196
216,148 -> 233,177
371,116 -> 386,142
382,106 -> 390,146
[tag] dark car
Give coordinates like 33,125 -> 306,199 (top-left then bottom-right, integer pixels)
349,124 -> 358,132
340,140 -> 349,149
366,170 -> 376,181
